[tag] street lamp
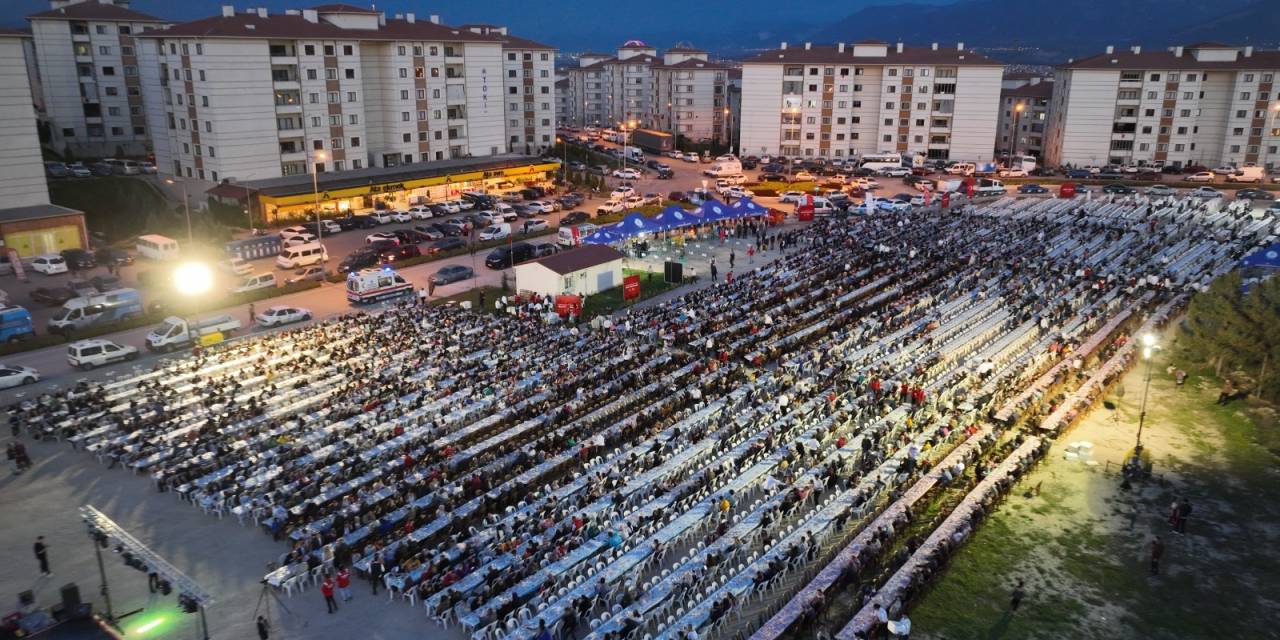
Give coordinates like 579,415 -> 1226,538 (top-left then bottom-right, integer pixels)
1008,103 -> 1025,166
1135,332 -> 1159,453
164,178 -> 193,245
311,150 -> 326,248
724,107 -> 732,154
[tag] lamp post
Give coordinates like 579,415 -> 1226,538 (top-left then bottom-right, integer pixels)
164,178 -> 193,245
311,150 -> 326,248
1007,102 -> 1025,166
724,107 -> 732,155
1135,332 -> 1159,453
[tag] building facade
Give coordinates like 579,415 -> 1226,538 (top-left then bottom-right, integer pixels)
132,4 -> 554,184
27,0 -> 169,158
740,41 -> 1003,162
1044,43 -> 1280,169
563,53 -> 611,128
996,77 -> 1052,160
651,47 -> 730,144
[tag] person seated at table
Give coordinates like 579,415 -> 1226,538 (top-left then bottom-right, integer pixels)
619,609 -> 643,637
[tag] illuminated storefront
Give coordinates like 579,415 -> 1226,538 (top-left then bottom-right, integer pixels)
224,156 -> 559,225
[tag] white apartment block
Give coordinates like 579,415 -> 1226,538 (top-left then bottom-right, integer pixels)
555,78 -> 570,127
563,42 -> 732,143
652,46 -> 730,144
563,52 -> 612,127
135,4 -> 555,184
27,0 -> 169,158
1044,43 -> 1280,170
740,41 -> 1003,162
0,30 -> 50,209
996,77 -> 1052,159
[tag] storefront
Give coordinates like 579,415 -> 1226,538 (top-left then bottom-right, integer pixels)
0,203 -> 88,258
229,156 -> 559,225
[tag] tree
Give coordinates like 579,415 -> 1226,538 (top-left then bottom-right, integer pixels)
1179,271 -> 1280,400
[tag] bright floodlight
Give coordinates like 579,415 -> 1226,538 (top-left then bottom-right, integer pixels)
1142,333 -> 1156,347
173,262 -> 213,296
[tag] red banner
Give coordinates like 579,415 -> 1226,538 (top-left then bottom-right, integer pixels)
555,294 -> 583,317
1059,182 -> 1077,198
623,275 -> 641,300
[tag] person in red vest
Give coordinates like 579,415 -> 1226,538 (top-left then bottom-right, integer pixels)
870,377 -> 882,399
336,565 -> 352,601
321,576 -> 338,613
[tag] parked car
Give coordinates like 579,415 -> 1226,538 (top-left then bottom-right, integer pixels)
45,161 -> 70,178
527,200 -> 558,214
427,237 -> 466,254
1235,188 -> 1274,200
1065,169 -> 1092,179
90,274 -> 122,292
878,166 -> 911,178
30,254 -> 69,275
60,248 -> 97,270
138,162 -> 158,174
31,286 -> 77,306
66,163 -> 91,178
365,232 -> 399,244
792,170 -> 817,181
1016,184 -> 1049,194
389,211 -> 413,223
407,206 -> 434,220
532,242 -> 559,258
667,191 -> 689,203
997,168 -> 1028,178
1145,185 -> 1176,197
478,224 -> 512,242
613,168 -> 641,179
379,244 -> 422,262
561,211 -> 591,226
1102,183 -> 1135,194
484,242 -> 535,269
94,247 -> 134,266
89,162 -> 113,176
413,225 -> 445,240
779,191 -> 806,204
1185,171 -> 1216,183
0,364 -> 39,389
256,306 -> 312,327
522,219 -> 550,234
338,249 -> 380,272
66,339 -> 138,370
430,264 -> 474,285
682,152 -> 699,162
1189,186 -> 1222,198
369,211 -> 394,224
286,265 -> 327,284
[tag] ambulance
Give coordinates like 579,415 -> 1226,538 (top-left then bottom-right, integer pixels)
345,266 -> 413,304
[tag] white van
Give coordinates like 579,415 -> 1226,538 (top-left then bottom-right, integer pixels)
231,272 -> 277,294
275,242 -> 328,269
104,159 -> 140,175
1231,166 -> 1265,183
558,223 -> 598,247
136,234 -> 180,261
67,339 -> 138,370
702,157 -> 743,177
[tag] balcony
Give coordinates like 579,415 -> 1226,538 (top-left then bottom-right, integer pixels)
444,55 -> 465,65
279,150 -> 307,163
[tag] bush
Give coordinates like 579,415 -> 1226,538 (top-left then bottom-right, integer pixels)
752,189 -> 779,197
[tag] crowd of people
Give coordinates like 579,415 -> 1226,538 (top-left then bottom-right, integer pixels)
5,191 -> 1264,640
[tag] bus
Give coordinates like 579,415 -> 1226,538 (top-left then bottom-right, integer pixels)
859,152 -> 903,172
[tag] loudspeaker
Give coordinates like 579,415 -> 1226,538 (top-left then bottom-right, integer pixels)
663,261 -> 683,284
60,583 -> 81,612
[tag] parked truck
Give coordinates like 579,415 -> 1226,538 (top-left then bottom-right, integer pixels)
631,129 -> 674,154
47,288 -> 143,334
975,178 -> 1007,197
146,314 -> 242,352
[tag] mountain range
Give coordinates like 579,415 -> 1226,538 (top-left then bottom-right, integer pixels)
806,0 -> 1280,63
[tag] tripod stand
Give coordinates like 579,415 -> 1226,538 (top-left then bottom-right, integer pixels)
252,582 -> 294,638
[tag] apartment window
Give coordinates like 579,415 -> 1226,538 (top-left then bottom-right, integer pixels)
96,25 -> 108,35
105,87 -> 118,96
62,127 -> 75,138
429,46 -> 438,56
312,139 -> 324,150
417,89 -> 426,99
328,92 -> 339,103
205,121 -> 212,132
1240,92 -> 1251,100
401,111 -> 410,122
350,136 -> 360,148
345,68 -> 355,79
330,138 -> 343,149
882,135 -> 892,142
1146,91 -> 1157,99
883,118 -> 893,126
347,91 -> 356,102
419,110 -> 427,121
326,68 -> 337,80
102,66 -> 116,76
324,45 -> 335,56
305,45 -> 315,56
201,96 -> 209,107
399,68 -> 407,78
329,115 -> 340,126
353,159 -> 362,169
98,45 -> 112,55
343,45 -> 353,56
885,102 -> 894,109
208,146 -> 216,157
1180,109 -> 1191,117
888,69 -> 897,77
348,114 -> 358,125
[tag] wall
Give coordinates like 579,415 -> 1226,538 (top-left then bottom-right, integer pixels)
740,64 -> 783,156
0,35 -> 51,209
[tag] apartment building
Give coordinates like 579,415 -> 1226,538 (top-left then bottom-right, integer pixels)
606,41 -> 658,126
462,24 -> 556,155
134,4 -> 555,184
651,46 -> 731,144
0,29 -> 89,257
27,0 -> 169,158
555,77 -> 570,126
996,77 -> 1052,159
1044,43 -> 1280,169
563,52 -> 614,128
740,41 -> 1003,162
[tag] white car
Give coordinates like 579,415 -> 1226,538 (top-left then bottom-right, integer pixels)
138,162 -> 158,174
66,339 -> 138,370
596,201 -> 626,215
0,364 -> 39,389
437,201 -> 462,214
909,194 -> 928,206
682,152 -> 699,162
624,195 -> 646,208
1213,165 -> 1236,175
779,191 -> 806,204
256,305 -> 312,327
1185,171 -> 1215,183
1145,185 -> 1176,196
613,168 -> 641,179
997,168 -> 1028,178
451,199 -> 474,211
407,206 -> 433,220
221,257 -> 254,276
1189,186 -> 1222,198
365,232 -> 399,244
722,174 -> 748,185
30,255 -> 69,275
478,224 -> 511,241
879,166 -> 911,177
279,226 -> 311,239
793,171 -> 817,181
527,201 -> 558,214
521,219 -> 550,234
665,150 -> 682,159
725,187 -> 755,199
369,211 -> 394,224
610,186 -> 636,200
390,211 -> 413,223
282,233 -> 317,247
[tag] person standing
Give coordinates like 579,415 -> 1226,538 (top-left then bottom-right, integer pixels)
248,303 -> 256,324
369,554 -> 386,595
1174,499 -> 1192,534
710,259 -> 718,282
336,565 -> 352,601
1010,579 -> 1025,612
13,442 -> 31,472
34,536 -> 50,576
1149,536 -> 1164,575
729,250 -> 736,269
256,616 -> 270,640
321,575 -> 338,613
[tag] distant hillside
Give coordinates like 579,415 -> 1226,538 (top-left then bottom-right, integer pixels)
808,0 -> 1278,59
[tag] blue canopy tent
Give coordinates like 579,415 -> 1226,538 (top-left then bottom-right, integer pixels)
580,227 -> 622,245
728,198 -> 768,217
695,199 -> 734,222
1240,243 -> 1280,269
612,212 -> 665,238
652,205 -> 703,230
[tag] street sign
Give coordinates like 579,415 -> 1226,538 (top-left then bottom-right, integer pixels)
623,274 -> 641,300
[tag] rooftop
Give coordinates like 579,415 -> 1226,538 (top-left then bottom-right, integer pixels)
1001,82 -> 1054,99
743,43 -> 1001,66
654,59 -> 731,70
309,3 -> 377,13
27,1 -> 166,23
0,203 -> 83,225
529,244 -> 625,275
235,155 -> 550,198
1060,45 -> 1280,70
